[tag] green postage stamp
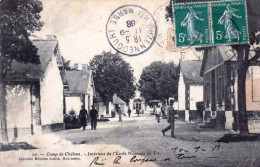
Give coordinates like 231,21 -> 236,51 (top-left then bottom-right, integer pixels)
174,0 -> 249,48
211,0 -> 248,45
174,2 -> 211,48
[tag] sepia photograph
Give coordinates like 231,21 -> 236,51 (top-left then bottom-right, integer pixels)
0,0 -> 260,166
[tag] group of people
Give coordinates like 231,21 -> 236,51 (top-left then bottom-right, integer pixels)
152,100 -> 176,138
117,105 -> 143,122
154,104 -> 166,123
78,105 -> 98,131
78,101 -> 176,138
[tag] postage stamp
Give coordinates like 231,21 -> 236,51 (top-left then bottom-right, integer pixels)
106,5 -> 157,56
173,2 -> 211,48
211,0 -> 248,45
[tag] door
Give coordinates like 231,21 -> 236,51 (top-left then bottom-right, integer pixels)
211,70 -> 216,111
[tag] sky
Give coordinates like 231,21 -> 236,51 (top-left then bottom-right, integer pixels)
34,0 -> 202,79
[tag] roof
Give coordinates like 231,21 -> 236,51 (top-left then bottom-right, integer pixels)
64,70 -> 92,94
113,94 -> 126,104
5,39 -> 58,81
180,60 -> 203,85
200,46 -> 260,76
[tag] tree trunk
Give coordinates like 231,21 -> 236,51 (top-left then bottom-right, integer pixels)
236,48 -> 249,135
0,70 -> 9,144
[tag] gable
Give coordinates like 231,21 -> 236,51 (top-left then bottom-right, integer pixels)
180,60 -> 203,85
65,70 -> 91,94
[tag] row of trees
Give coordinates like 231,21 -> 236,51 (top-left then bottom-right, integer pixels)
89,52 -> 136,105
138,61 -> 179,103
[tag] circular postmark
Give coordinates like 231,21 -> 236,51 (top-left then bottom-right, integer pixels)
106,5 -> 157,56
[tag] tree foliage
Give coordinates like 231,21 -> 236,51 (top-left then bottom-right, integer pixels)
166,0 -> 260,134
138,61 -> 179,103
0,0 -> 44,74
62,56 -> 79,71
89,52 -> 135,104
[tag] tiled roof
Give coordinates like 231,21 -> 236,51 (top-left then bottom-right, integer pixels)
5,40 -> 58,81
180,60 -> 203,85
64,70 -> 91,94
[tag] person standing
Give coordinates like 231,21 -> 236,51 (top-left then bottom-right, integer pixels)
136,107 -> 140,117
155,105 -> 161,123
90,105 -> 98,130
79,106 -> 88,131
161,104 -> 166,116
118,106 -> 123,122
127,108 -> 131,117
162,100 -> 176,138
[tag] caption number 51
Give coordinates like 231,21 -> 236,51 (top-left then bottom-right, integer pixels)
179,33 -> 187,43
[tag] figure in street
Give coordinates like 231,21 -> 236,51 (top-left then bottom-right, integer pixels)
79,106 -> 88,131
136,105 -> 140,117
162,100 -> 176,138
128,108 -> 132,117
161,103 -> 166,116
118,106 -> 123,122
155,104 -> 161,123
218,4 -> 242,42
90,105 -> 98,130
181,7 -> 204,44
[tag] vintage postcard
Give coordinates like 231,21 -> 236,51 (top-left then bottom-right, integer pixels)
0,0 -> 260,167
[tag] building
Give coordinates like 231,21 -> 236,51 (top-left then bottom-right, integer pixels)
64,66 -> 95,116
178,60 -> 203,122
129,90 -> 146,113
97,94 -> 126,118
200,46 -> 260,132
4,37 -> 65,140
113,94 -> 127,114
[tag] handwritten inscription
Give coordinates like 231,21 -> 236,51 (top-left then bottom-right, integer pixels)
19,144 -> 221,166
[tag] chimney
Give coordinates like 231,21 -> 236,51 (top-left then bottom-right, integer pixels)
81,64 -> 89,78
46,35 -> 57,40
180,52 -> 186,61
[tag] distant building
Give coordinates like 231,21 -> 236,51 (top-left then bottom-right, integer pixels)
178,60 -> 203,122
129,90 -> 146,113
4,37 -> 65,140
200,46 -> 260,133
64,65 -> 95,116
113,94 -> 127,114
97,94 -> 126,118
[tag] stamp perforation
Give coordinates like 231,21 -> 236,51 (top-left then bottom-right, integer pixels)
173,0 -> 249,48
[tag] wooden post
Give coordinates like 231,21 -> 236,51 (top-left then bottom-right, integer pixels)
170,110 -> 175,137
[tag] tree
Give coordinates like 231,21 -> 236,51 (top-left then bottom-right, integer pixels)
166,0 -> 260,135
89,51 -> 135,107
138,61 -> 179,103
61,56 -> 79,71
0,0 -> 43,144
